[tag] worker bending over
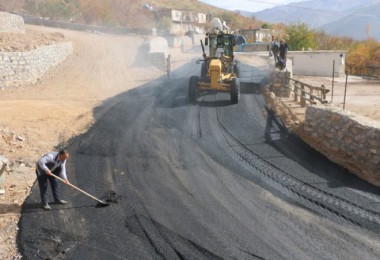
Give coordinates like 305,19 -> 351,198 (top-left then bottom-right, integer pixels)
36,149 -> 70,210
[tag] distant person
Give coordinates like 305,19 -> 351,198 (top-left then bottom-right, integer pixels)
36,149 -> 70,210
269,35 -> 274,57
279,39 -> 289,69
189,31 -> 195,46
222,21 -> 230,30
180,40 -> 184,53
271,40 -> 279,64
166,54 -> 171,79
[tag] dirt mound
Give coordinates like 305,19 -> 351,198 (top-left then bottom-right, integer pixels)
0,31 -> 64,52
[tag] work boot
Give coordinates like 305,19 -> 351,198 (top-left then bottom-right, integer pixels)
42,203 -> 51,210
55,199 -> 68,205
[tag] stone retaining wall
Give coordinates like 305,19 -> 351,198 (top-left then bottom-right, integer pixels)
270,70 -> 291,97
0,12 -> 25,33
0,42 -> 73,88
304,105 -> 380,186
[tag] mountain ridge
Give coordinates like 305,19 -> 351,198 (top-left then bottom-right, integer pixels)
236,0 -> 380,40
320,2 -> 380,40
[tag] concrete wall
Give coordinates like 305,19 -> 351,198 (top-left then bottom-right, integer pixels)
288,51 -> 346,77
0,42 -> 73,88
0,12 -> 25,33
304,105 -> 380,186
236,43 -> 270,52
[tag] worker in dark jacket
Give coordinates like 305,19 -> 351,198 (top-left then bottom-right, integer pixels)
36,149 -> 70,210
271,40 -> 279,64
279,39 -> 289,69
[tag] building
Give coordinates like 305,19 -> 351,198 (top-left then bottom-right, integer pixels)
155,9 -> 207,35
239,28 -> 271,43
287,51 -> 347,77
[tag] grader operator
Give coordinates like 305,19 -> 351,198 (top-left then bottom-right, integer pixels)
189,28 -> 240,104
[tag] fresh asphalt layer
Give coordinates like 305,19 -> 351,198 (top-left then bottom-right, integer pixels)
18,62 -> 380,259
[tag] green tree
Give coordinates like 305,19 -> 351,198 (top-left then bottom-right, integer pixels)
285,22 -> 317,51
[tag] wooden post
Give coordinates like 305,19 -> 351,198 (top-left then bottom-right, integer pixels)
300,84 -> 306,107
310,87 -> 314,103
331,60 -> 335,103
343,70 -> 348,110
294,82 -> 298,102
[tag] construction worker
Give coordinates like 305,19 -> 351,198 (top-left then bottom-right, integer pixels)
269,35 -> 274,57
271,39 -> 279,64
180,39 -> 184,53
279,39 -> 289,68
36,149 -> 70,210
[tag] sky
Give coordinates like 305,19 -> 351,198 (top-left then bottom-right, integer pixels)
199,0 -> 301,13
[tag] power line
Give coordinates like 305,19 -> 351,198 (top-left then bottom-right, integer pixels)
355,13 -> 380,18
245,0 -> 330,12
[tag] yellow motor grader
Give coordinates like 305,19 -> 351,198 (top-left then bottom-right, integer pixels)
189,29 -> 240,104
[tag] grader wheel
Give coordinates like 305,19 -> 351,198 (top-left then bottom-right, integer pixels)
230,78 -> 240,104
201,62 -> 207,80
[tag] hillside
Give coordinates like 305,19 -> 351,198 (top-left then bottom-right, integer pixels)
0,0 -> 259,29
320,3 -> 380,40
241,0 -> 380,27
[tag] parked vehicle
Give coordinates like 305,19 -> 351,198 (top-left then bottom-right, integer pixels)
233,34 -> 247,45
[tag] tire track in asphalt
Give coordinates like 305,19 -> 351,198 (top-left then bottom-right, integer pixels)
211,88 -> 380,233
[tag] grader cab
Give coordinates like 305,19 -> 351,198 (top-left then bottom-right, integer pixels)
189,29 -> 240,104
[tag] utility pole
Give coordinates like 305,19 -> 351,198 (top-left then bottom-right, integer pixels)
343,70 -> 348,110
331,60 -> 335,103
180,12 -> 184,52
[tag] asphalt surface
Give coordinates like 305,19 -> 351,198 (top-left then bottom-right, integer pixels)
18,62 -> 380,259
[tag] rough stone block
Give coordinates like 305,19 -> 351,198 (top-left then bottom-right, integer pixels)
304,105 -> 380,186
